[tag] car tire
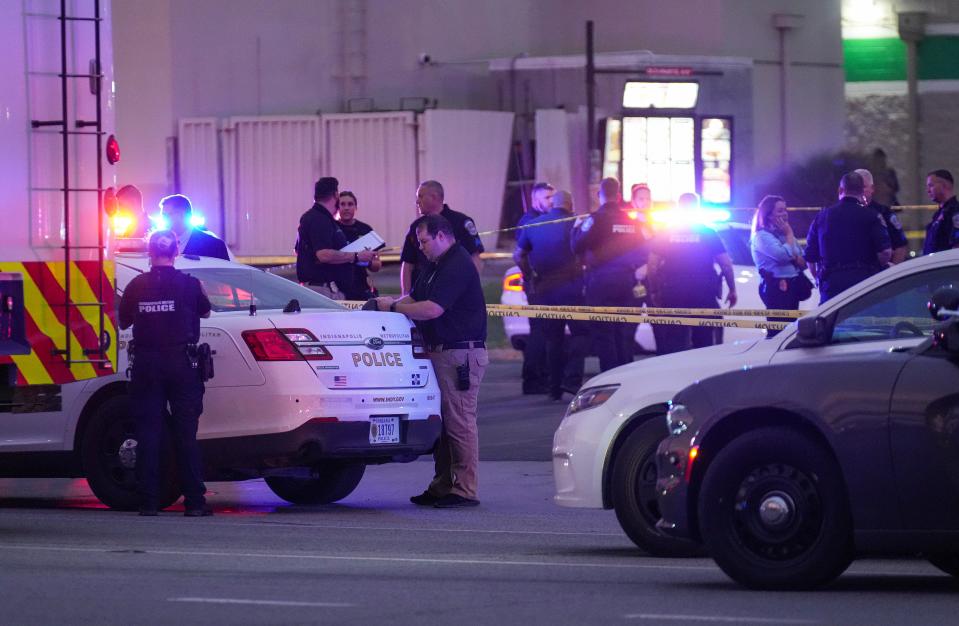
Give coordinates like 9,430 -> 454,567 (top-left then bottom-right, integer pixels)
927,554 -> 959,577
611,419 -> 703,557
698,426 -> 853,590
80,395 -> 180,511
265,463 -> 366,505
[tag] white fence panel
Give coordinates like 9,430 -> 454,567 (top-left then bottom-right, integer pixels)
323,112 -> 418,251
177,118 -> 221,235
419,110 -> 515,251
222,115 -> 323,257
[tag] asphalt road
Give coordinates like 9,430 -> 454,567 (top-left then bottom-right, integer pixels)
1,359 -> 957,624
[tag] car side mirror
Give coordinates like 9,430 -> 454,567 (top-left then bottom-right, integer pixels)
796,315 -> 831,347
928,288 -> 959,321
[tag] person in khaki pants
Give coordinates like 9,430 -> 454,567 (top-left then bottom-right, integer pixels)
375,213 -> 488,508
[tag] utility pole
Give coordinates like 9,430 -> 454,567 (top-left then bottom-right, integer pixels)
898,11 -> 926,205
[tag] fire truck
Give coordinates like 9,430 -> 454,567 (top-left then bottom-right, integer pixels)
0,0 -> 123,480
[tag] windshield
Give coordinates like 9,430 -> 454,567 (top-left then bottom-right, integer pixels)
715,226 -> 753,266
185,268 -> 346,313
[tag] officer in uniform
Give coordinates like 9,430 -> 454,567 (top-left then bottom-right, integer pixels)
647,193 -> 737,355
118,230 -> 213,517
376,214 -> 488,509
160,194 -> 232,261
571,177 -> 648,372
855,169 -> 908,264
400,180 -> 484,294
295,177 -> 375,299
923,169 -> 959,255
805,171 -> 892,303
514,190 -> 588,400
336,190 -> 382,300
517,182 -> 554,394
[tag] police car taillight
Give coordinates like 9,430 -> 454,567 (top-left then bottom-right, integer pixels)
242,329 -> 302,361
503,272 -> 523,292
410,327 -> 428,359
280,328 -> 333,361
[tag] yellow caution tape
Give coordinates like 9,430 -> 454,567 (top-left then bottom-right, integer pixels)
343,300 -> 792,330
486,305 -> 788,331
490,302 -> 804,319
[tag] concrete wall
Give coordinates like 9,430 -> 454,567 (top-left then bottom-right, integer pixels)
112,0 -> 846,209
846,90 -> 959,205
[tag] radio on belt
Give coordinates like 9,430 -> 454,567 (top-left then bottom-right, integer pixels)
0,272 -> 29,358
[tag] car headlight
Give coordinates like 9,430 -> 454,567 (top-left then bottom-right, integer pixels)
666,402 -> 692,436
567,384 -> 620,416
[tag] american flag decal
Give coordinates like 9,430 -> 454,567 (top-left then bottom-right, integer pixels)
334,375 -> 347,387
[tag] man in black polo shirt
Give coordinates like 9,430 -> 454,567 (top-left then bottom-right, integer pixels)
295,177 -> 375,300
399,180 -> 484,294
376,214 -> 488,509
336,190 -> 382,300
923,169 -> 959,255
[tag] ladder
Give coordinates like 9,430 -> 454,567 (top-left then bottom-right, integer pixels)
28,0 -> 110,370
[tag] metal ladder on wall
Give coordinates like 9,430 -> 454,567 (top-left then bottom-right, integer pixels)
28,0 -> 110,371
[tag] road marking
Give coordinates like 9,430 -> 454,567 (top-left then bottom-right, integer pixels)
169,597 -> 352,608
5,512 -> 628,538
624,615 -> 818,624
0,543 -> 716,571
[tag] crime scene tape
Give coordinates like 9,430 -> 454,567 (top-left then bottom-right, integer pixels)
342,301 -> 793,331
489,302 -> 804,319
486,305 -> 788,331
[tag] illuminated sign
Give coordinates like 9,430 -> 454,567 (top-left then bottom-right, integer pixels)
623,81 -> 699,109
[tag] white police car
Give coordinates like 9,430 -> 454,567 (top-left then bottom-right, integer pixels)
554,249 -> 959,556
501,221 -> 814,352
0,253 -> 441,510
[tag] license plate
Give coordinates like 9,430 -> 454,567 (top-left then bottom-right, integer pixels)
369,416 -> 400,444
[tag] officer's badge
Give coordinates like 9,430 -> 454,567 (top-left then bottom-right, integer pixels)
951,213 -> 959,230
464,220 -> 479,236
580,216 -> 594,232
889,213 -> 903,230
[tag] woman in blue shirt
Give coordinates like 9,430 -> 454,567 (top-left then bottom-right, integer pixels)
750,195 -> 807,336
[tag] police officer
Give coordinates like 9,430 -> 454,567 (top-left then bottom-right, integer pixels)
518,181 -> 555,227
376,214 -> 488,508
336,190 -> 382,300
922,169 -> 959,255
571,177 -> 648,372
805,171 -> 892,303
647,192 -> 737,355
118,230 -> 213,516
160,194 -> 232,261
517,182 -> 554,394
855,169 -> 908,264
514,190 -> 588,400
399,180 -> 484,295
295,177 -> 375,300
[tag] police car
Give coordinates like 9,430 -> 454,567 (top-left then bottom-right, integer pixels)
501,221 -> 813,352
554,249 -> 959,556
0,252 -> 441,510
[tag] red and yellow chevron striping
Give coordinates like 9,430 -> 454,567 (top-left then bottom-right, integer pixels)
0,261 -> 117,386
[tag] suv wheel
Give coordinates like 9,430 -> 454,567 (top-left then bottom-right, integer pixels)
698,426 -> 852,589
611,419 -> 702,557
80,395 -> 180,511
265,463 -> 365,504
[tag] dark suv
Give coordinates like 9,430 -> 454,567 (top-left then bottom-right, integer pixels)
655,289 -> 959,589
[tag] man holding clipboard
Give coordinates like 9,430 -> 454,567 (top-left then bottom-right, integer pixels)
337,190 -> 385,300
295,177 -> 377,300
